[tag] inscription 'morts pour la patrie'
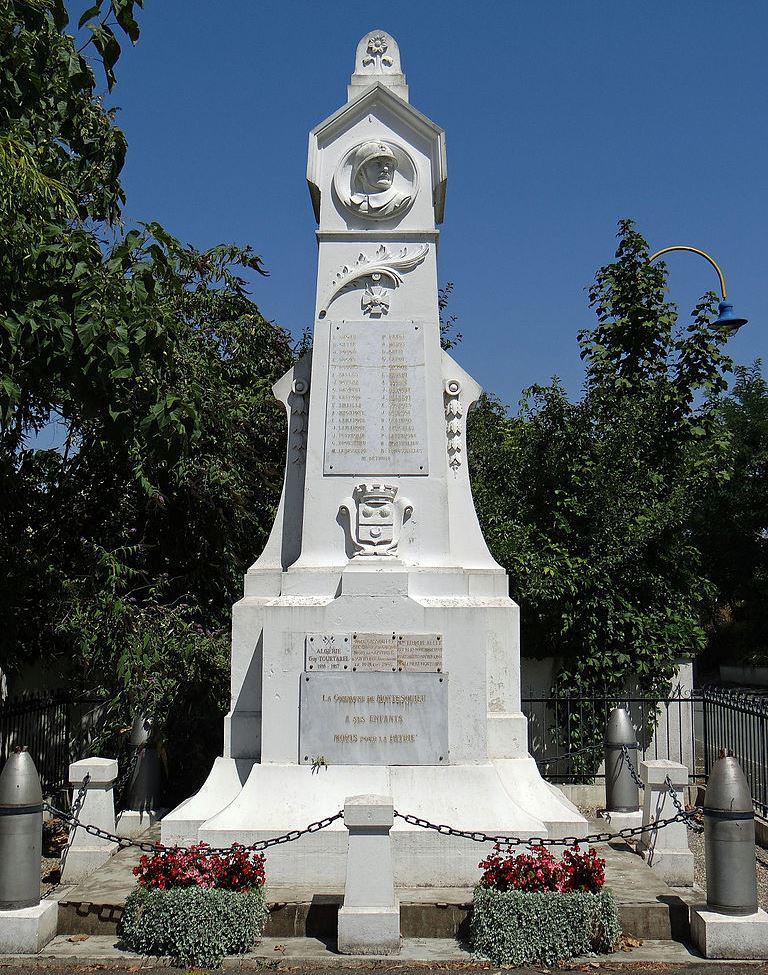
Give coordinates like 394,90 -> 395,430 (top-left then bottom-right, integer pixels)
299,672 -> 448,766
324,320 -> 428,475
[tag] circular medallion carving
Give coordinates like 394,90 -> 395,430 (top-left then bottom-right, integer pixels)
333,140 -> 418,221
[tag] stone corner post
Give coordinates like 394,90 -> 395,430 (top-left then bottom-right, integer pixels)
691,753 -> 768,959
60,757 -> 118,884
337,794 -> 400,955
638,759 -> 693,886
0,749 -> 58,952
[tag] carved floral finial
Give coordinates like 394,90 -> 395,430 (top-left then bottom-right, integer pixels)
349,29 -> 408,102
363,32 -> 393,68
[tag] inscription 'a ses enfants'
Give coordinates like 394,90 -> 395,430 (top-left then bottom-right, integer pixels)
299,673 -> 447,765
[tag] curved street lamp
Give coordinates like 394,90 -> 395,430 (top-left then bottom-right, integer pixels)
648,245 -> 748,331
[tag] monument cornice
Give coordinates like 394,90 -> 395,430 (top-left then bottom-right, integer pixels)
316,230 -> 440,242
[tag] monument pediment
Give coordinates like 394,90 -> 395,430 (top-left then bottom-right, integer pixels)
307,83 -> 447,225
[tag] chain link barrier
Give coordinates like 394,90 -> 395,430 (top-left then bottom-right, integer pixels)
43,790 -> 343,856
46,764 -> 703,857
70,772 -> 91,817
54,771 -> 92,890
665,773 -> 704,833
393,807 -> 700,847
620,743 -> 646,791
535,743 -> 604,767
112,749 -> 139,813
618,745 -> 703,834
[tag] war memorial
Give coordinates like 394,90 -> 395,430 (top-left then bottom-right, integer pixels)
161,29 -> 586,885
0,24 -> 766,966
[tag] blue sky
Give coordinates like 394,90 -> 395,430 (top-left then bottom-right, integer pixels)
105,1 -> 766,410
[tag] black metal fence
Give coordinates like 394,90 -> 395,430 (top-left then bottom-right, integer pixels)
701,686 -> 768,819
522,684 -> 698,784
524,683 -> 768,819
0,691 -> 105,797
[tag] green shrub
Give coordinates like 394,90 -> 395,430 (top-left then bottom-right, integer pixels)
120,885 -> 267,967
471,886 -> 620,966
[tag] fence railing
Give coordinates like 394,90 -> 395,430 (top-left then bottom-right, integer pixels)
522,684 -> 698,784
701,685 -> 768,820
0,690 -> 105,797
4,684 -> 767,818
524,683 -> 768,819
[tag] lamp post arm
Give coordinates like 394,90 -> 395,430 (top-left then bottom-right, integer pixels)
648,245 -> 727,300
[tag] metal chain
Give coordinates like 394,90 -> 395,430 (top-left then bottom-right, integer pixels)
71,772 -> 91,816
56,772 -> 92,883
665,773 -> 704,833
393,808 -> 697,847
620,743 -> 646,790
43,801 -> 343,855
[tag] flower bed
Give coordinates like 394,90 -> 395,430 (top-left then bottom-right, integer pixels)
471,845 -> 620,966
120,843 -> 267,967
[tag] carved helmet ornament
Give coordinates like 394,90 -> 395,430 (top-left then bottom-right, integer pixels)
333,139 -> 418,221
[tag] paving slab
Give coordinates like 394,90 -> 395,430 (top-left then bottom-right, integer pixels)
1,934 -> 767,968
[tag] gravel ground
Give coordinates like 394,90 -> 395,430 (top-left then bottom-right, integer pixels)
41,820 -> 68,897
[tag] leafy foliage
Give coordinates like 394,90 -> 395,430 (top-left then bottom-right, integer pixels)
471,887 -> 620,966
121,886 -> 267,967
468,219 -> 741,764
0,0 -> 293,798
694,362 -> 768,666
438,281 -> 462,350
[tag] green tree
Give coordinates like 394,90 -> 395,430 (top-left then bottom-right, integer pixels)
468,219 -> 735,760
0,0 -> 293,796
694,361 -> 768,668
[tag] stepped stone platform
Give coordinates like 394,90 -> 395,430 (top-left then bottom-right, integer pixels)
50,822 -> 703,943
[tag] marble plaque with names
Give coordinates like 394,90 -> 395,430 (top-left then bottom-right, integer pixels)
397,633 -> 442,672
351,632 -> 397,671
324,320 -> 428,475
305,633 -> 352,672
299,672 -> 448,765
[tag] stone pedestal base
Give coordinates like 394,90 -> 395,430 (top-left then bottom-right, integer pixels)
337,795 -> 400,955
162,758 -> 586,887
337,907 -> 400,955
60,843 -> 118,884
61,757 -> 118,884
0,900 -> 58,953
639,846 -> 694,886
601,810 -> 643,833
116,808 -> 165,838
638,760 -> 694,886
691,907 -> 768,959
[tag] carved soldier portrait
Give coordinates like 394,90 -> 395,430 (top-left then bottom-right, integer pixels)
333,139 -> 418,222
350,141 -> 410,218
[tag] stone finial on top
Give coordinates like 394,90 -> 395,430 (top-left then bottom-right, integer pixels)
348,30 -> 409,102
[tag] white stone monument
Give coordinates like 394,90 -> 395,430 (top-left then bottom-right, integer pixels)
162,29 -> 585,886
